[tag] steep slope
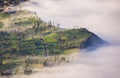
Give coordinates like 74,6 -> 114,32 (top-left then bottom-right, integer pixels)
80,32 -> 108,50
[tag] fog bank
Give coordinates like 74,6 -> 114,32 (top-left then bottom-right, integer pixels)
36,45 -> 120,78
10,45 -> 120,78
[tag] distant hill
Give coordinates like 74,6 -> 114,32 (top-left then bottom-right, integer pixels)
0,0 -> 29,12
0,0 -> 29,7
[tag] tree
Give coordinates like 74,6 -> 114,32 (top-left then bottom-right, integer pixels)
40,38 -> 49,56
48,21 -> 52,30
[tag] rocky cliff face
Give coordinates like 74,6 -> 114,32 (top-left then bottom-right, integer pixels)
80,33 -> 108,50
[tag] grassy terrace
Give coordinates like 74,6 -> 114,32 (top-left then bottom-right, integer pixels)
0,28 -> 91,57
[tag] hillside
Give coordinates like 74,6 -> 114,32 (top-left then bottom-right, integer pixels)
0,10 -> 107,75
0,10 -> 107,55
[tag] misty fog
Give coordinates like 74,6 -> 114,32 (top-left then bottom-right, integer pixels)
10,45 -> 120,78
34,45 -> 119,78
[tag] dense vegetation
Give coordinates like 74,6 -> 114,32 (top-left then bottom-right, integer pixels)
0,9 -> 107,75
0,28 -> 92,56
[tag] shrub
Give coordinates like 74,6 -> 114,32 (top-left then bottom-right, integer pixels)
0,22 -> 3,28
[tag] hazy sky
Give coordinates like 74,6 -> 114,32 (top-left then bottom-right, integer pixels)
22,0 -> 120,44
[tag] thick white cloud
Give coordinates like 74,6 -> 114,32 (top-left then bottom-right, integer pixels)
22,0 -> 120,43
12,45 -> 120,78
